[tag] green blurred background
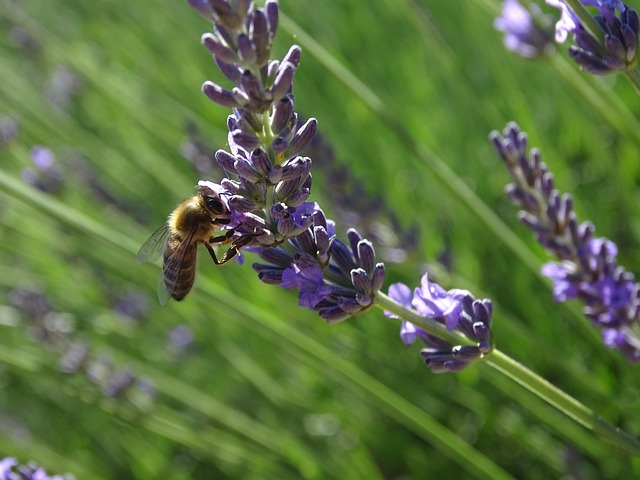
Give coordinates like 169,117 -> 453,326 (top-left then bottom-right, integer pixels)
1,0 -> 640,477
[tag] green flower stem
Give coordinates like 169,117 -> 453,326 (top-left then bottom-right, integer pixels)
374,292 -> 640,457
484,350 -> 640,456
625,69 -> 640,95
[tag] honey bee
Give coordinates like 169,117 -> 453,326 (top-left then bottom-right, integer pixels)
136,186 -> 253,304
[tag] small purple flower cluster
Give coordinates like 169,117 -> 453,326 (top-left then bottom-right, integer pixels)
0,457 -> 68,480
491,122 -> 640,361
0,115 -> 18,149
59,340 -> 156,401
9,288 -> 156,403
494,0 -> 556,58
189,0 -> 385,321
22,146 -> 64,194
546,0 -> 639,74
252,217 -> 385,322
385,274 -> 493,373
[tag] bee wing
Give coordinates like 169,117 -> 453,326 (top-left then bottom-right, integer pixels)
158,227 -> 198,305
157,271 -> 172,306
136,223 -> 170,264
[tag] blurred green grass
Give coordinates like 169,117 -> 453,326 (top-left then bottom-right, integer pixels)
1,0 -> 640,477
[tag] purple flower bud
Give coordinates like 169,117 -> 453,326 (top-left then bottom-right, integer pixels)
285,185 -> 311,207
234,156 -> 262,182
188,0 -> 214,19
237,33 -> 257,64
230,129 -> 261,150
271,62 -> 296,102
314,225 -> 331,258
201,32 -> 237,64
282,44 -> 301,68
283,118 -> 317,159
420,350 -> 469,374
351,269 -> 372,295
270,96 -> 295,134
245,149 -> 270,178
250,9 -> 270,66
317,304 -> 353,323
202,81 -> 243,108
215,56 -> 243,83
330,238 -> 357,274
265,0 -> 279,39
254,265 -> 285,284
452,345 -> 484,361
240,70 -> 270,112
229,195 -> 259,212
209,0 -> 245,30
356,240 -> 376,274
273,206 -> 296,236
216,149 -> 237,173
271,136 -> 288,154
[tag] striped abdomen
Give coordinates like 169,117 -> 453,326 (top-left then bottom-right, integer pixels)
163,233 -> 198,301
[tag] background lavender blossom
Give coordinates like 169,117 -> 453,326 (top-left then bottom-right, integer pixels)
1,0 -> 640,478
0,457 -> 70,480
494,0 -> 556,58
546,0 -> 639,74
492,122 -> 640,361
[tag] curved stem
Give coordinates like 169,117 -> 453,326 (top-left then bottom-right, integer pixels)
373,294 -> 640,457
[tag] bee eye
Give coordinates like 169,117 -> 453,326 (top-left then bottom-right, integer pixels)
204,195 -> 226,214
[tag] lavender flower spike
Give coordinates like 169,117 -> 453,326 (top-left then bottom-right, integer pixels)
385,274 -> 494,373
188,0 -> 385,321
494,0 -> 555,58
546,0 -> 639,74
491,121 -> 640,362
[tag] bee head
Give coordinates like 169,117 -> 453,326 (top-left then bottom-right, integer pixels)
201,193 -> 227,216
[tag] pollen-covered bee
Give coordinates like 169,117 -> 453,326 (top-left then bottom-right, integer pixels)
136,185 -> 252,304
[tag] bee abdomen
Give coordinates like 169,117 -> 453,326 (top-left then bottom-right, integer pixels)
163,243 -> 197,301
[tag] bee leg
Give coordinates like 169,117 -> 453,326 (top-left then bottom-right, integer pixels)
209,230 -> 236,245
204,232 -> 250,265
205,230 -> 239,264
219,233 -> 256,262
204,242 -> 225,265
